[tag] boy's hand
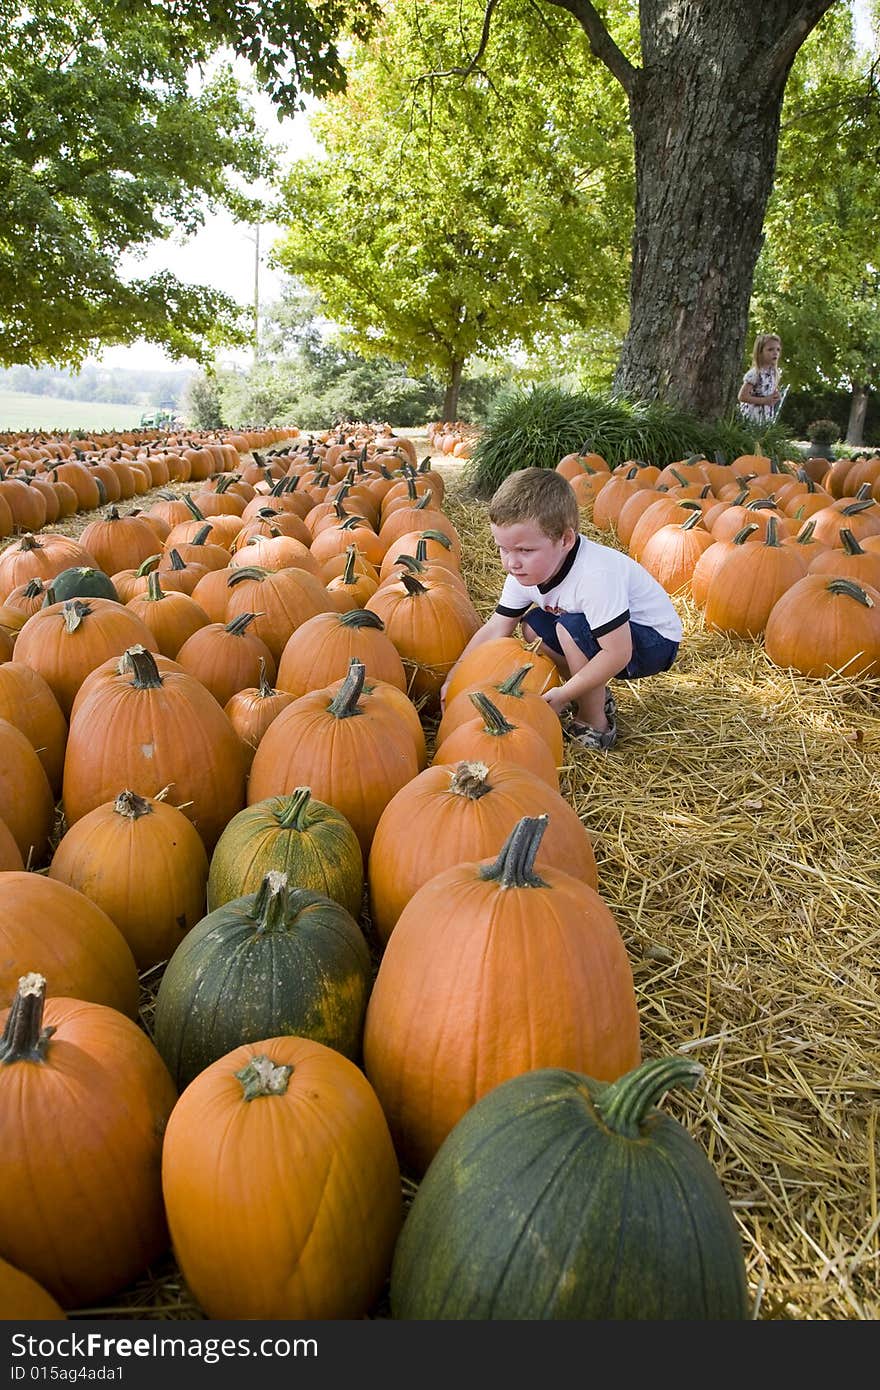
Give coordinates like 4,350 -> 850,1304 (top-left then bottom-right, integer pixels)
542,686 -> 572,716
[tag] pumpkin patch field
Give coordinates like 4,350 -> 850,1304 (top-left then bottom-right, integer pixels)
0,425 -> 877,1322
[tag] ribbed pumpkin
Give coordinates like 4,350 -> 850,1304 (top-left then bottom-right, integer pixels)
48,791 -> 209,971
175,611 -> 277,707
764,576 -> 880,677
0,974 -> 176,1307
207,788 -> 363,918
0,871 -> 139,1016
367,759 -> 598,946
62,646 -> 247,852
161,1036 -> 401,1318
391,1057 -> 749,1320
248,660 -> 420,858
807,528 -> 880,588
125,571 -> 211,658
366,572 -> 482,707
0,1255 -> 66,1319
224,564 -> 334,662
0,533 -> 96,604
77,506 -> 161,575
363,815 -> 640,1173
703,516 -> 811,638
0,817 -> 24,871
276,607 -> 406,697
442,635 -> 562,709
0,661 -> 68,795
638,511 -> 715,596
436,663 -> 564,766
433,691 -> 560,791
0,719 -> 55,868
153,870 -> 372,1089
13,597 -> 160,719
223,660 -> 296,768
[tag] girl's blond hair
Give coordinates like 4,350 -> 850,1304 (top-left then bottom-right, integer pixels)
489,468 -> 579,539
751,333 -> 782,372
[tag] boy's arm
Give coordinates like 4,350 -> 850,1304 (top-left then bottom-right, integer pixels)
439,610 -> 519,711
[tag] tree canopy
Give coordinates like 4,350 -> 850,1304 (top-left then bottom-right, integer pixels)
0,0 -> 382,367
751,5 -> 880,439
274,0 -> 633,417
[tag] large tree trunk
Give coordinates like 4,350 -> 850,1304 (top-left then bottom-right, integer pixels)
845,385 -> 869,447
553,1 -> 835,421
442,357 -> 464,420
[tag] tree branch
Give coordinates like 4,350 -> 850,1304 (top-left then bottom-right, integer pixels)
417,0 -> 501,82
763,1 -> 839,89
545,0 -> 638,97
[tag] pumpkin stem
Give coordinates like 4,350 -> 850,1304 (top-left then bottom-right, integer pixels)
327,658 -> 365,718
125,647 -> 164,689
496,664 -> 533,697
225,611 -> 258,637
592,1056 -> 704,1139
113,790 -> 154,820
0,973 -> 56,1064
826,578 -> 874,607
400,573 -> 427,598
479,815 -> 549,889
392,554 -> 423,574
339,608 -> 385,630
468,690 -> 515,736
449,761 -> 492,799
839,529 -> 865,556
419,529 -> 452,550
276,787 -> 314,830
794,520 -> 817,544
256,657 -> 275,698
235,1053 -> 293,1101
253,870 -> 291,934
136,553 -> 161,577
731,523 -> 760,546
184,496 -> 206,521
17,533 -> 40,552
62,599 -> 92,632
146,571 -> 167,602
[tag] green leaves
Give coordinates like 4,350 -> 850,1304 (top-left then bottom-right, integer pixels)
274,0 -> 632,397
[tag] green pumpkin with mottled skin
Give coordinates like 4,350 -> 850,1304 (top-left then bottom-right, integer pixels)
390,1057 -> 750,1321
153,870 -> 372,1089
207,789 -> 364,919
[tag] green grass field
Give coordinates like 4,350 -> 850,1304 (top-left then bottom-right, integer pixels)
0,390 -> 155,433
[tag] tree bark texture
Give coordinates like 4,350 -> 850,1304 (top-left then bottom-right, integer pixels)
443,357 -> 464,420
553,1 -> 836,421
846,385 -> 869,446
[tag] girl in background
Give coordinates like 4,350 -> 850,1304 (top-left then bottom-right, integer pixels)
738,333 -> 782,425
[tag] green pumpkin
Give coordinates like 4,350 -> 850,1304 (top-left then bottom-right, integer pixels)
207,788 -> 364,919
152,869 -> 372,1089
390,1057 -> 750,1320
46,567 -> 119,603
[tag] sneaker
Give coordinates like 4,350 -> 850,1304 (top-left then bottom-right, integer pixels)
561,688 -> 616,726
565,715 -> 618,751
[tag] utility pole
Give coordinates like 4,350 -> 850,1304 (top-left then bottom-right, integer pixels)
253,222 -> 260,365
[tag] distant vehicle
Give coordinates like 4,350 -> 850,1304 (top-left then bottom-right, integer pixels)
139,408 -> 180,430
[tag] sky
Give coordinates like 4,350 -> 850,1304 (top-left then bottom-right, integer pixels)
93,3 -> 877,376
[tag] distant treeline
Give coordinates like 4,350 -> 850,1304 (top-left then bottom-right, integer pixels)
0,364 -> 193,408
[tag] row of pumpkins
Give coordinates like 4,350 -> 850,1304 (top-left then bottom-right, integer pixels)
559,447 -> 880,676
0,431 -> 749,1321
425,420 -> 480,459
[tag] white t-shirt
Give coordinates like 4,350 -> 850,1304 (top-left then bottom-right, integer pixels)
496,534 -> 683,642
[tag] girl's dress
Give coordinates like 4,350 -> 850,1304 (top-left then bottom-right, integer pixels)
739,366 -> 779,425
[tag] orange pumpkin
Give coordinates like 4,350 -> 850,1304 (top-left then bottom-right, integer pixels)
367,759 -> 598,946
0,974 -> 176,1307
276,608 -> 407,698
0,872 -> 139,1016
0,1255 -> 66,1319
433,691 -> 560,791
248,659 -> 421,858
764,575 -> 880,677
48,791 -> 209,971
0,662 -> 68,794
161,1036 -> 401,1318
363,815 -> 640,1174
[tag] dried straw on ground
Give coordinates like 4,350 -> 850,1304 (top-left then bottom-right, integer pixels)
26,446 -> 879,1321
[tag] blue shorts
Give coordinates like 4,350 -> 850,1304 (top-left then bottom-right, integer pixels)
522,609 -> 679,681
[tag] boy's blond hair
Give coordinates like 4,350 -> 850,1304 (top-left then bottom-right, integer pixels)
489,467 -> 579,540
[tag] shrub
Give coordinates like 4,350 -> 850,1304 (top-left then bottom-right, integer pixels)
466,384 -> 798,496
